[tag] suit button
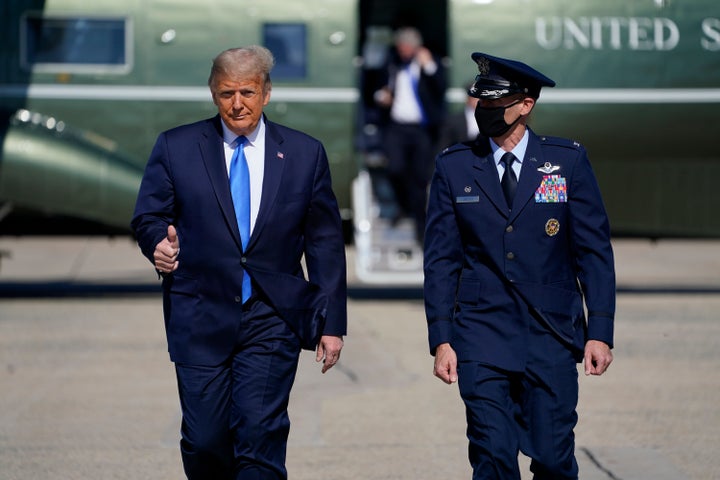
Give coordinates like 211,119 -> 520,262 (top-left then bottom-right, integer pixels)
234,296 -> 242,303
505,225 -> 514,233
506,252 -> 515,260
241,257 -> 247,263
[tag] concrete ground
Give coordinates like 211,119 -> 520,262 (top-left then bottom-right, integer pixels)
0,237 -> 718,479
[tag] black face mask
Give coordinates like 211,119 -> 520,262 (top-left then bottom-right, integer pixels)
474,99 -> 522,138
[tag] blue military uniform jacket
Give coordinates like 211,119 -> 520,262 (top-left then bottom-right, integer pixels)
423,128 -> 615,371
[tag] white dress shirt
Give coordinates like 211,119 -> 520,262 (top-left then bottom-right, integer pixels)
491,128 -> 529,182
221,118 -> 265,233
390,59 -> 437,125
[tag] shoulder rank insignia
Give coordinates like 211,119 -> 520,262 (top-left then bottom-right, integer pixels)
537,162 -> 560,174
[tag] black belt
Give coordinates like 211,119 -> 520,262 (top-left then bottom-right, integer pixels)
242,290 -> 264,311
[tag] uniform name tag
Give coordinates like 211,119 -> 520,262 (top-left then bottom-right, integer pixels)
456,196 -> 480,203
535,175 -> 567,203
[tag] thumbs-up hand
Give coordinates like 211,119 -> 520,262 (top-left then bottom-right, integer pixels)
154,224 -> 180,274
167,225 -> 178,248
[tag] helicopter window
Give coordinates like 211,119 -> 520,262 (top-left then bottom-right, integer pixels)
21,14 -> 132,74
263,23 -> 307,80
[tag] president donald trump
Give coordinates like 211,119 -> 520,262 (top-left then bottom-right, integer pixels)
132,46 -> 347,480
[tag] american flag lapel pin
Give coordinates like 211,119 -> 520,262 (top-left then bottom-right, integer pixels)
277,151 -> 284,159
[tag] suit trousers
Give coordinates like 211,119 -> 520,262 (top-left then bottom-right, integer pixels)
383,122 -> 434,241
457,319 -> 580,480
174,297 -> 301,480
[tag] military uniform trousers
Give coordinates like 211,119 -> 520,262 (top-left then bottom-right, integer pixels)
457,317 -> 580,480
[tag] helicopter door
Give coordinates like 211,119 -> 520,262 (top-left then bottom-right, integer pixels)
353,0 -> 448,285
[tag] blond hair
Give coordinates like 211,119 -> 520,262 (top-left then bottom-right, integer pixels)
208,46 -> 275,92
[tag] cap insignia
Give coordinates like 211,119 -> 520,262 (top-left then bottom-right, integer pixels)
477,56 -> 490,75
480,88 -> 510,98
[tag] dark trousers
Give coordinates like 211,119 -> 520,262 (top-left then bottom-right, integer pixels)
174,298 -> 301,480
383,122 -> 434,241
457,322 -> 580,480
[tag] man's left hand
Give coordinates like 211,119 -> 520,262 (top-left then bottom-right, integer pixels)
316,335 -> 344,374
584,340 -> 613,376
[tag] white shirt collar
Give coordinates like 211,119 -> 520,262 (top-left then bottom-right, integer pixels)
220,116 -> 265,147
490,128 -> 530,166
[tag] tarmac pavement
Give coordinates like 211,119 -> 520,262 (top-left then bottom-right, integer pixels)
0,236 -> 719,479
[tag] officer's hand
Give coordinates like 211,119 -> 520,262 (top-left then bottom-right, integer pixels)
433,343 -> 458,384
154,225 -> 180,274
317,335 -> 344,374
584,340 -> 613,376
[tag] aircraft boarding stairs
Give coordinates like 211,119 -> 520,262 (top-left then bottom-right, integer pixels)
351,168 -> 424,285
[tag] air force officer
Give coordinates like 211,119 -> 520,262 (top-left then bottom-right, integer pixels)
424,52 -> 615,480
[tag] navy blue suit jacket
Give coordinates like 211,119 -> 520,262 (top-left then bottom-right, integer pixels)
424,129 -> 615,371
132,115 -> 347,365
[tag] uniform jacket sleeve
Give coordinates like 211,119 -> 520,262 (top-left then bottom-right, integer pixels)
566,144 -> 616,347
423,152 -> 464,354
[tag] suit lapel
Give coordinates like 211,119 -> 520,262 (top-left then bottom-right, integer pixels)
248,119 -> 285,248
199,116 -> 243,248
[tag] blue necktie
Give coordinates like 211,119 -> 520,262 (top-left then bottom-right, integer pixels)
407,64 -> 427,125
229,136 -> 252,303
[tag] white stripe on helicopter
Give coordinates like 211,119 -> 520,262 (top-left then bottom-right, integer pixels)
2,84 -> 720,104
